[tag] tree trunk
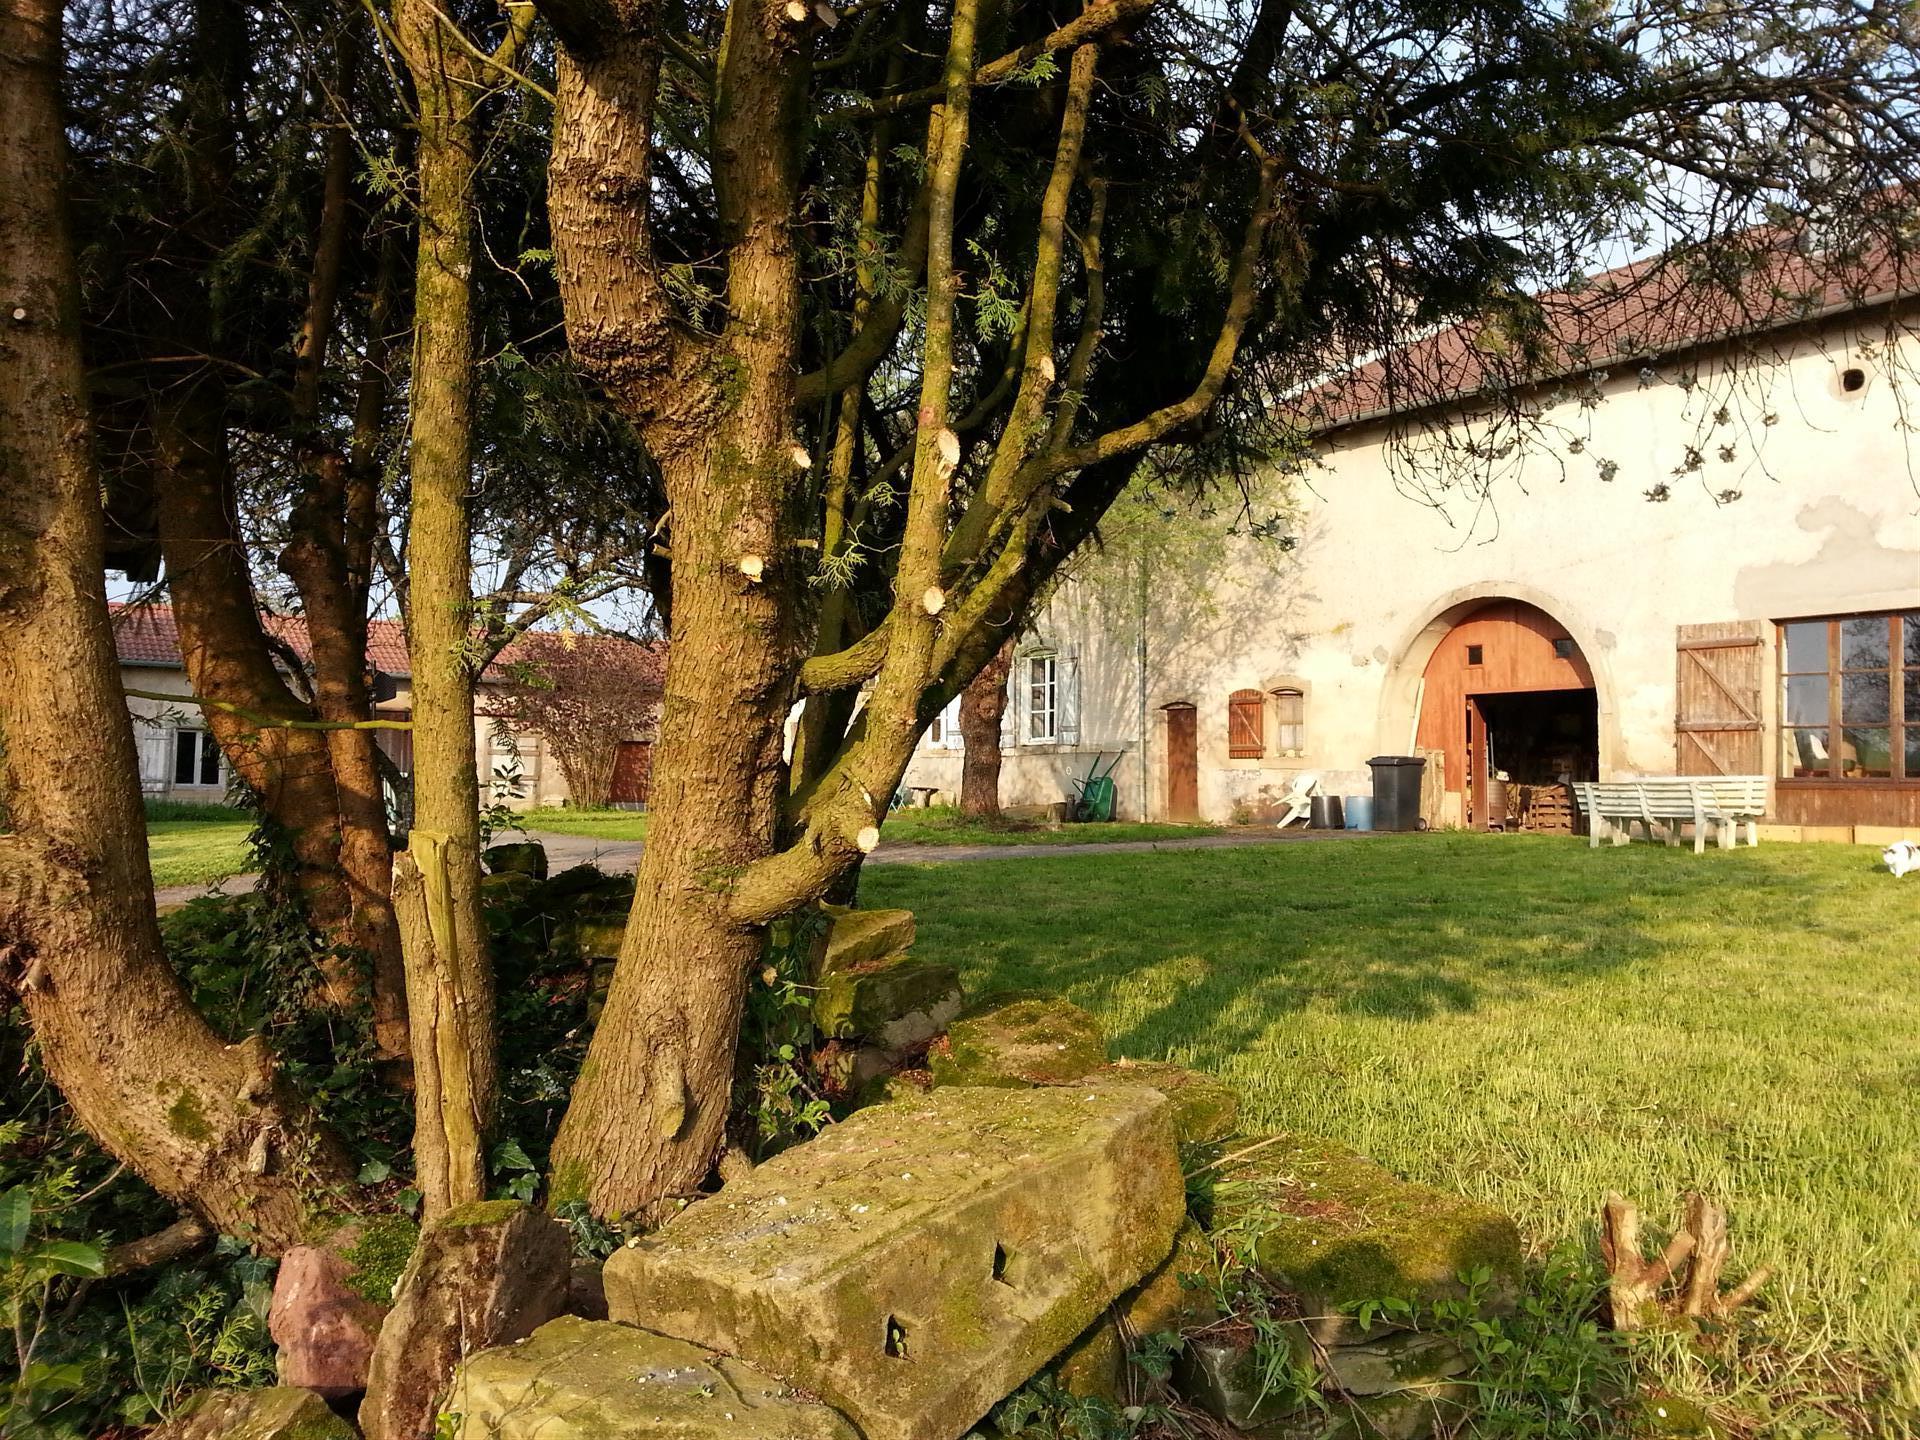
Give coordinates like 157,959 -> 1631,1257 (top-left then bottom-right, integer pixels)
958,639 -> 1013,817
0,0 -> 348,1250
137,0 -> 404,1052
544,437 -> 800,1219
151,400 -> 385,1017
542,0 -> 810,1219
393,0 -> 498,1172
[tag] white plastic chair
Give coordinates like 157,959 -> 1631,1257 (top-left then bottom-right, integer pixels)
1275,772 -> 1320,828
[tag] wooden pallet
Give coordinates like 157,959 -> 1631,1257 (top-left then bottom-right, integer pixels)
1517,783 -> 1576,835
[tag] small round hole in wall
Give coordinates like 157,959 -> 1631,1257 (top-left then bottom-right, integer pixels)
1841,366 -> 1868,394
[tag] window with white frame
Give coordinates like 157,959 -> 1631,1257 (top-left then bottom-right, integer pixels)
172,729 -> 222,787
1273,687 -> 1306,754
1025,653 -> 1058,743
926,695 -> 963,750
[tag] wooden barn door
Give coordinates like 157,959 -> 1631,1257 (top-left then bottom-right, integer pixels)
1675,622 -> 1765,774
1164,704 -> 1199,821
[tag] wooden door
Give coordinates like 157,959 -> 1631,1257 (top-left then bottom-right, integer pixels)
1164,704 -> 1199,821
1675,622 -> 1764,774
609,740 -> 653,805
1466,698 -> 1487,829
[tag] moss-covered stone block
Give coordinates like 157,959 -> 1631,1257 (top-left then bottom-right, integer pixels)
1176,1330 -> 1315,1428
1051,1316 -> 1124,1402
822,905 -> 916,971
1201,1135 -> 1522,1323
813,953 -> 963,1047
482,841 -> 548,879
604,1085 -> 1185,1440
446,1315 -> 859,1439
544,863 -> 632,901
928,994 -> 1107,1089
1123,1219 -> 1221,1338
1248,1383 -> 1473,1440
479,870 -> 538,905
1090,1061 -> 1238,1143
151,1386 -> 357,1440
560,915 -> 627,960
1321,1332 -> 1469,1396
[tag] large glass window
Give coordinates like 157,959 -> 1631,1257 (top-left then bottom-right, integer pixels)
1779,612 -> 1918,780
172,729 -> 221,787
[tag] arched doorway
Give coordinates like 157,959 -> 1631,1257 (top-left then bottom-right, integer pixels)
1414,600 -> 1598,830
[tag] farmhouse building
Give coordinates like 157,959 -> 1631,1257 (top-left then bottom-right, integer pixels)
113,604 -> 663,811
905,251 -> 1920,842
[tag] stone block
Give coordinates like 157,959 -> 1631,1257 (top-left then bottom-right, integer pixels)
604,1085 -> 1185,1440
1091,1061 -> 1239,1143
446,1315 -> 859,1440
563,916 -> 628,960
1123,1219 -> 1221,1337
1176,1330 -> 1314,1429
823,906 -> 916,971
360,1200 -> 571,1440
479,870 -> 538,905
151,1386 -> 356,1440
1248,1383 -> 1473,1440
546,863 -> 632,900
1202,1135 -> 1521,1322
567,1258 -> 608,1320
1321,1332 -> 1469,1396
482,841 -> 548,879
268,1243 -> 385,1399
928,994 -> 1107,1088
1052,1317 -> 1124,1402
813,952 -> 963,1047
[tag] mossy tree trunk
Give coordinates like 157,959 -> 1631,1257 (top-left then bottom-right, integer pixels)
540,0 -> 813,1216
389,0 -> 530,1205
0,0 -> 349,1250
536,0 -> 1277,1218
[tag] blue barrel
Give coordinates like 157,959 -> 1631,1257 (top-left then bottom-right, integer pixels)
1343,794 -> 1375,831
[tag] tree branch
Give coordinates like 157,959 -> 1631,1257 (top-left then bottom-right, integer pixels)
123,687 -> 413,730
833,0 -> 1155,122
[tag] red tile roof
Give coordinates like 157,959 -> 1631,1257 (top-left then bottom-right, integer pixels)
109,602 -> 663,688
1294,228 -> 1912,434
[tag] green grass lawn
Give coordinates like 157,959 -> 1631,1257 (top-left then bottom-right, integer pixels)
878,803 -> 1220,847
864,833 -> 1920,1392
146,816 -> 254,888
515,803 -> 1217,849
516,807 -> 651,841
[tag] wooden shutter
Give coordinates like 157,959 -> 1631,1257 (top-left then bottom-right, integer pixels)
1675,622 -> 1765,774
1227,688 -> 1264,759
1058,652 -> 1081,745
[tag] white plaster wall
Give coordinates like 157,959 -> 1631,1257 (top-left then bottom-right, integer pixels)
121,664 -> 235,803
906,313 -> 1920,823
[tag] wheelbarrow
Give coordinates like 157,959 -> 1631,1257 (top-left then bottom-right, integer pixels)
1070,752 -> 1122,822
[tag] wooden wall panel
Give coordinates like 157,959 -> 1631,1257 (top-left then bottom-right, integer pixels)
1675,622 -> 1764,775
1775,782 -> 1920,828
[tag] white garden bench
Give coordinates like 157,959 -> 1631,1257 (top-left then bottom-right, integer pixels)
1572,777 -> 1767,854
